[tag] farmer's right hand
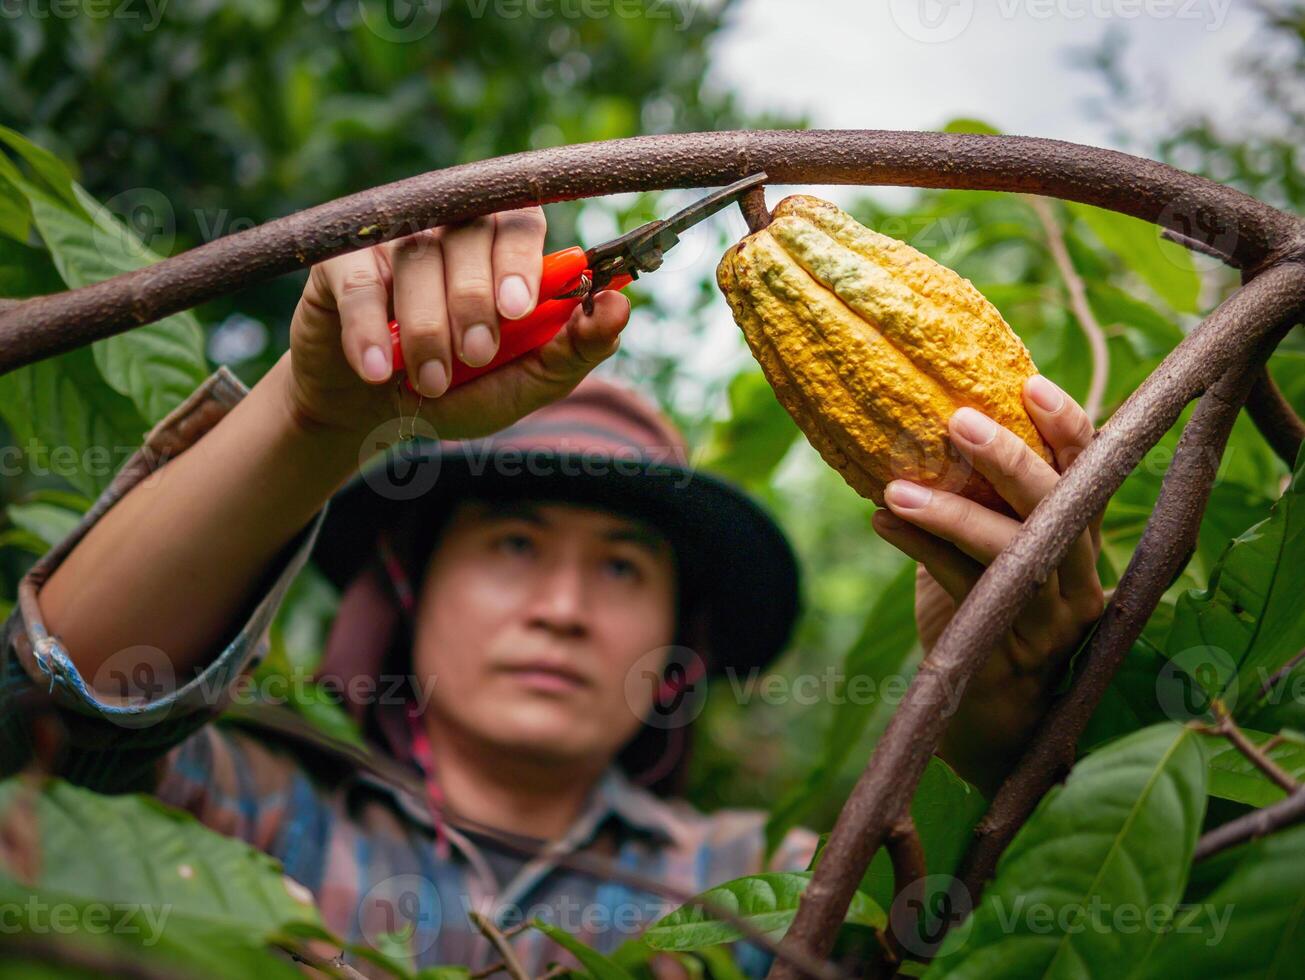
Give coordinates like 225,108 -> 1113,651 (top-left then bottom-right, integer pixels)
283,206 -> 631,441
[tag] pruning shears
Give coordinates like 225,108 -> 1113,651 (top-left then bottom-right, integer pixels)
388,171 -> 768,393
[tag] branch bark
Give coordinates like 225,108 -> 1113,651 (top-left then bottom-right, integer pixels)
1194,786 -> 1305,862
766,261 -> 1305,980
3,130 -> 1302,372
1245,365 -> 1305,466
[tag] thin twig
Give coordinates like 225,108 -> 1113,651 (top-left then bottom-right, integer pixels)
278,943 -> 370,980
1255,644 -> 1305,705
882,816 -> 927,970
1195,787 -> 1305,862
1200,705 -> 1300,795
469,911 -> 531,980
1028,195 -> 1109,425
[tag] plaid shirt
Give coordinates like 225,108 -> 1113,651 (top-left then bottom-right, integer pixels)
1,366 -> 819,977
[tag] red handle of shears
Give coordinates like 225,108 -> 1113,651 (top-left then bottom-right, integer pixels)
389,246 -> 633,394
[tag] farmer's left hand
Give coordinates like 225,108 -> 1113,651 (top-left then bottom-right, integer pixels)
871,374 -> 1105,794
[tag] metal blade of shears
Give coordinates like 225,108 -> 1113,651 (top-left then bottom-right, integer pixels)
583,171 -> 768,287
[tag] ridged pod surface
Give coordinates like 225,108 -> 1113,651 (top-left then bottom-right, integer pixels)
716,194 -> 1054,510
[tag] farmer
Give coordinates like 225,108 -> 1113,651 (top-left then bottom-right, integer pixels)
3,206 -> 1102,975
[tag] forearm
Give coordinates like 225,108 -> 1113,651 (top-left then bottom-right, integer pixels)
39,352 -> 363,685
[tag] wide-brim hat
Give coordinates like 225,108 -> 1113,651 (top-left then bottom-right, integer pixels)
310,374 -> 802,680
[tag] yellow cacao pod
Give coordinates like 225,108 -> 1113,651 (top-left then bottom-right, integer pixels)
716,194 -> 1054,511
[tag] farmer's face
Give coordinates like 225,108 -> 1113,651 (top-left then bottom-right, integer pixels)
412,498 -> 678,766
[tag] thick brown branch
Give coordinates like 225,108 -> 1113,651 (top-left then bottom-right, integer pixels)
1246,365 -> 1305,466
955,339 -> 1275,901
740,185 -> 772,233
3,130 -> 1302,372
1195,787 -> 1305,862
766,261 -> 1305,980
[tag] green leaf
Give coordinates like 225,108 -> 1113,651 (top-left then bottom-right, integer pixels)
699,370 -> 799,488
0,778 -> 326,979
0,124 -> 83,211
1134,823 -> 1305,979
529,918 -> 638,980
941,119 -> 1002,135
4,501 -> 82,548
1166,447 -> 1305,724
1068,203 -> 1201,314
643,872 -> 884,952
0,346 -> 145,498
0,234 -> 64,298
765,560 -> 917,851
927,724 -> 1207,978
21,185 -> 207,422
1202,729 -> 1305,807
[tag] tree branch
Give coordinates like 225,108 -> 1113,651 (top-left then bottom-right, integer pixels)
766,261 -> 1305,980
1245,365 -> 1305,466
3,130 -> 1301,372
1195,786 -> 1305,862
1027,195 -> 1109,425
469,911 -> 531,980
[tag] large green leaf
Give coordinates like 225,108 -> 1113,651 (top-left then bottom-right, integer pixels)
0,778 -> 326,979
643,871 -> 884,952
0,345 -> 145,497
21,184 -> 207,422
765,559 -> 917,851
1134,823 -> 1305,979
1068,204 -> 1201,314
0,124 -> 83,211
927,724 -> 1207,979
1166,447 -> 1305,722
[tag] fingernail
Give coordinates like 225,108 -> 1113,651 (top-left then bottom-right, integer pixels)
873,510 -> 905,532
498,275 -> 532,319
460,323 -> 497,367
1027,375 -> 1066,413
362,344 -> 390,382
953,407 -> 997,446
885,481 -> 932,510
418,360 -> 449,398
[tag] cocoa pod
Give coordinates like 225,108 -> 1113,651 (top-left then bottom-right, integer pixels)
716,194 -> 1054,510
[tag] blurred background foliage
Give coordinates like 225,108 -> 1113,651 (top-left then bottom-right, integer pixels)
1,0 -> 1303,848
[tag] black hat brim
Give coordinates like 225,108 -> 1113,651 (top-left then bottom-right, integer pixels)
310,442 -> 802,680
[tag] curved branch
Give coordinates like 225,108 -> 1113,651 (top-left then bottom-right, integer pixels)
2,130 -> 1302,372
766,261 -> 1305,980
957,336 -> 1279,901
1246,365 -> 1305,466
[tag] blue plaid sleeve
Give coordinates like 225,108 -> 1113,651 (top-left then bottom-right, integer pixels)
1,366 -> 328,793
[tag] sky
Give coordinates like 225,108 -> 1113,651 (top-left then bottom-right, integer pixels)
613,0 -> 1273,411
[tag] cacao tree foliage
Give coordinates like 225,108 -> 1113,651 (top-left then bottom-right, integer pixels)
2,5 -> 1305,978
